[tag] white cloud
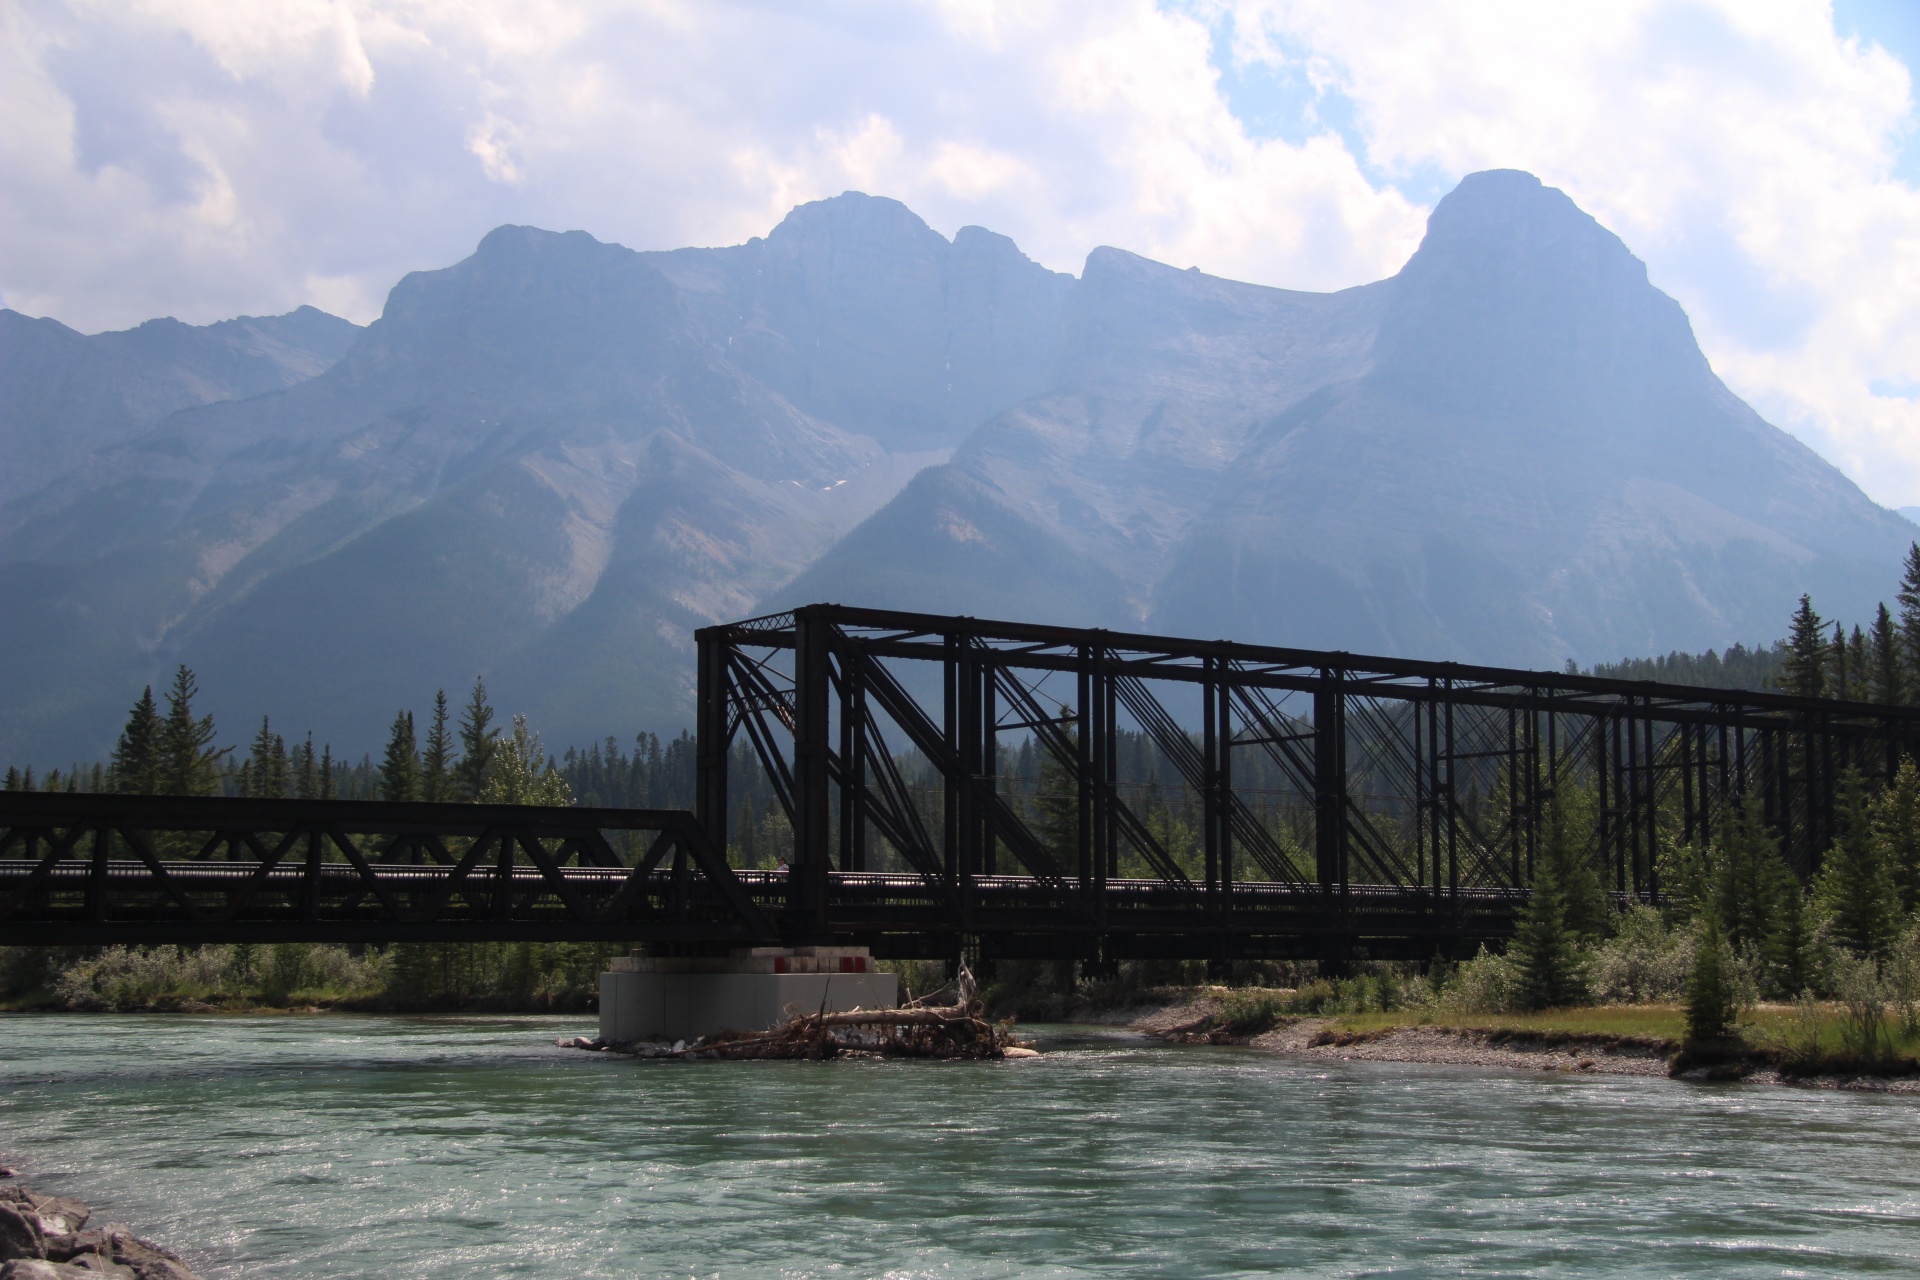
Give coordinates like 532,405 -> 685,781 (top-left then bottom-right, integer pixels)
3,0 -> 1917,506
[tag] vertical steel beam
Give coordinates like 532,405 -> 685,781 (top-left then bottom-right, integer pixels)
790,608 -> 833,939
982,657 -> 998,878
1313,668 -> 1347,895
695,628 -> 731,855
1076,645 -> 1094,894
837,646 -> 866,873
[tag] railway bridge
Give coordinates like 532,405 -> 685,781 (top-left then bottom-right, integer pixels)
4,606 -> 1915,968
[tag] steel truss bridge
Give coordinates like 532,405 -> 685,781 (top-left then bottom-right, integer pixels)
6,605 -> 1918,966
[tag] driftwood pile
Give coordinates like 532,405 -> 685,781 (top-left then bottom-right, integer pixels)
569,966 -> 1038,1061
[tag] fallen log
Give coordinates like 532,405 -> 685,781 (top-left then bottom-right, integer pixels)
676,963 -> 1031,1061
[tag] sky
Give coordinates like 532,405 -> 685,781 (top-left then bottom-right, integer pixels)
4,0 -> 1919,507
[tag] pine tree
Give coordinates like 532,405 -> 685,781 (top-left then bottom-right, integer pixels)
1511,839 -> 1586,1010
1828,622 -> 1850,701
1765,878 -> 1815,999
1817,769 -> 1895,958
1875,757 -> 1920,915
1846,625 -> 1869,702
111,686 -> 162,794
248,716 -> 288,798
1782,595 -> 1828,699
420,690 -> 453,802
454,678 -> 499,802
1542,794 -> 1612,942
320,745 -> 336,800
1686,914 -> 1738,1045
293,734 -> 317,799
1714,798 -> 1786,955
2,766 -> 18,792
479,715 -> 572,806
1871,603 -> 1904,705
379,710 -> 420,802
158,667 -> 223,795
1899,542 -> 1920,697
1029,707 -> 1081,868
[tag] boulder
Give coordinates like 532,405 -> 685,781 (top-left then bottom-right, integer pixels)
45,1228 -> 194,1280
0,1203 -> 43,1261
2,1260 -> 132,1279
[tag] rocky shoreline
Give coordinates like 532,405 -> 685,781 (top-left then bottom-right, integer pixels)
0,1176 -> 201,1279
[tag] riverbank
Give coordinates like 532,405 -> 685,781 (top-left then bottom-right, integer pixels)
0,1177 -> 201,1278
1126,991 -> 1920,1091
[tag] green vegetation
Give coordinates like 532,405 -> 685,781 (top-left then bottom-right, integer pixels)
0,940 -> 630,1013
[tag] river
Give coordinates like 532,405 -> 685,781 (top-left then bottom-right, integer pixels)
1,1014 -> 1916,1277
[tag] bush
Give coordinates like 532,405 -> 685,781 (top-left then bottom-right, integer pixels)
1438,946 -> 1524,1013
1588,906 -> 1691,1003
1215,988 -> 1291,1035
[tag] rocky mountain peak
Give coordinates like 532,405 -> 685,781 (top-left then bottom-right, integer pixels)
1374,169 -> 1703,418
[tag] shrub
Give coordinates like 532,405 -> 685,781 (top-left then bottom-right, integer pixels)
1215,988 -> 1291,1035
1438,947 -> 1523,1013
1588,906 -> 1691,1003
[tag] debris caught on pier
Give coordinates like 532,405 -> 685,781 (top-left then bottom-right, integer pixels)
561,966 -> 1038,1061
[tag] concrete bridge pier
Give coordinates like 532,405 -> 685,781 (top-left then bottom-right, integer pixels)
597,946 -> 898,1043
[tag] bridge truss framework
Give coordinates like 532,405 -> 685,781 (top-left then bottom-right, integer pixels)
5,605 -> 1917,964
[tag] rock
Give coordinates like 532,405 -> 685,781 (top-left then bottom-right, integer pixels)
0,1203 -> 44,1261
51,1228 -> 195,1280
28,1203 -> 87,1239
1001,1047 -> 1042,1059
4,1257 -> 134,1278
3,1260 -> 115,1279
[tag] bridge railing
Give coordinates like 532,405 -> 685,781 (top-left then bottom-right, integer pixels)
0,792 -> 774,946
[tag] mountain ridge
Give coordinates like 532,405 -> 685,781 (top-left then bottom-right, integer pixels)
1,172 -> 1910,764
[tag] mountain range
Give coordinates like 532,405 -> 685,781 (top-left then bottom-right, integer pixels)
2,170 -> 1912,765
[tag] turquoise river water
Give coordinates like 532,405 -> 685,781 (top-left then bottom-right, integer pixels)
1,1014 -> 1917,1277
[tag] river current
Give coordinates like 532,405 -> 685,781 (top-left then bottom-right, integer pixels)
1,1014 -> 1917,1277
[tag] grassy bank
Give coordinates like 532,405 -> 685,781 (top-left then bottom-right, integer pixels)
1159,991 -> 1920,1078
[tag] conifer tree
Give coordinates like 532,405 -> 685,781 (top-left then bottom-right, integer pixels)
454,678 -> 499,801
158,666 -> 223,795
1828,622 -> 1850,701
1029,707 -> 1081,868
111,686 -> 162,794
1713,798 -> 1787,955
1782,596 -> 1828,699
1542,794 -> 1612,942
379,710 -> 420,802
248,716 -> 288,798
1846,625 -> 1869,702
1511,836 -> 1586,1009
1818,768 -> 1894,958
420,690 -> 453,802
320,744 -> 336,800
1875,757 -> 1920,915
1765,876 -> 1815,999
1899,542 -> 1920,694
1686,914 -> 1738,1044
2,766 -> 18,791
1871,603 -> 1904,705
293,734 -> 317,799
479,715 -> 572,806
